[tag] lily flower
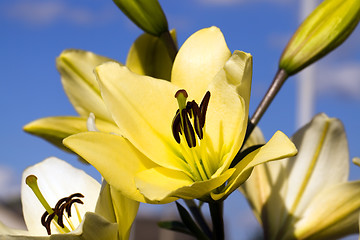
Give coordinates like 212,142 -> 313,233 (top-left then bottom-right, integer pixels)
241,113 -> 360,240
23,31 -> 176,152
63,26 -> 297,203
0,157 -> 138,240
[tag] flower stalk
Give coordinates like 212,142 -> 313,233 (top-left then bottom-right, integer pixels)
245,69 -> 288,141
209,201 -> 224,240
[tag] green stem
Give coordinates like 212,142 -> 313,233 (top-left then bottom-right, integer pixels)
245,68 -> 288,141
184,200 -> 212,239
160,30 -> 178,62
209,201 -> 224,240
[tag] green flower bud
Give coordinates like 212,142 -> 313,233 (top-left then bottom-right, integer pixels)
280,0 -> 360,75
113,0 -> 169,36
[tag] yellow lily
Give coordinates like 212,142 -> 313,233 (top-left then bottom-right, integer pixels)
0,157 -> 139,240
241,113 -> 360,240
23,31 -> 176,151
63,26 -> 297,203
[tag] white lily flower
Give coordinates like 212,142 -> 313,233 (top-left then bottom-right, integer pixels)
241,113 -> 360,240
0,157 -> 135,240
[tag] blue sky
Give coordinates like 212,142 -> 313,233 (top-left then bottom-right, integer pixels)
1,0 -> 360,238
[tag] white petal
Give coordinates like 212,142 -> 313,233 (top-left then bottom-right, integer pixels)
21,157 -> 100,235
284,113 -> 349,216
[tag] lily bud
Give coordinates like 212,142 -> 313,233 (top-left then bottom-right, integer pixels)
279,0 -> 360,75
113,0 -> 169,36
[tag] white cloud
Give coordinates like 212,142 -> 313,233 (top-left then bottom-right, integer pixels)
3,0 -> 116,27
316,62 -> 360,100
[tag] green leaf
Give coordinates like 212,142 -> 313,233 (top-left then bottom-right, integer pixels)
175,202 -> 209,240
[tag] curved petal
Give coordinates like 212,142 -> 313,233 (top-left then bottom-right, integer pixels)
206,51 -> 253,176
94,182 -> 139,240
135,167 -> 235,201
57,49 -> 115,121
171,27 -> 231,101
284,113 -> 349,217
95,62 -> 188,172
294,181 -> 360,240
212,131 -> 297,201
64,132 -> 160,203
21,157 -> 100,235
110,186 -> 139,240
23,116 -> 120,152
126,30 -> 176,81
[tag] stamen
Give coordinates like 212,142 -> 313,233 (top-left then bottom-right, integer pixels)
53,193 -> 84,229
181,108 -> 196,148
41,211 -> 56,235
199,91 -> 210,128
172,90 -> 211,148
172,110 -> 181,144
187,101 -> 203,139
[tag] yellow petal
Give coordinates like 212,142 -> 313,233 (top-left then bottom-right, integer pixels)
94,181 -> 139,240
23,116 -> 120,152
212,131 -> 297,201
57,49 -> 116,121
206,51 -> 253,176
95,62 -> 188,172
64,132 -> 158,203
135,167 -> 235,201
126,30 -> 176,81
294,181 -> 360,239
171,27 -> 231,101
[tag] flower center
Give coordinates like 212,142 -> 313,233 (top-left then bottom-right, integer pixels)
172,89 -> 213,181
26,175 -> 84,235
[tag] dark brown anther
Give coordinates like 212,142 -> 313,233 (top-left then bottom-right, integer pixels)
172,110 -> 181,144
188,101 -> 203,140
199,91 -> 210,127
182,109 -> 196,148
66,199 -> 84,217
41,210 -> 56,235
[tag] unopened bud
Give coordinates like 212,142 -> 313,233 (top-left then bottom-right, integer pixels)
113,0 -> 169,36
280,0 -> 360,75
